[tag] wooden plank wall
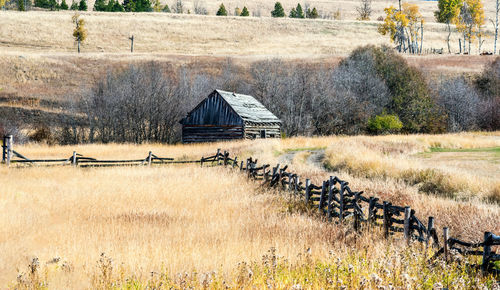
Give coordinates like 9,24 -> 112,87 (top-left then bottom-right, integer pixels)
182,125 -> 244,143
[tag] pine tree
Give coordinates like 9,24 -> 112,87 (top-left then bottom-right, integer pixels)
111,0 -> 123,11
18,0 -> 25,11
70,0 -> 78,9
135,0 -> 152,11
295,3 -> 304,18
306,7 -> 318,18
162,3 -> 170,12
35,0 -> 49,8
240,6 -> 249,16
78,0 -> 87,10
216,3 -> 227,15
271,2 -> 285,17
93,0 -> 106,10
60,0 -> 69,9
122,0 -> 134,11
48,0 -> 59,10
289,7 -> 296,17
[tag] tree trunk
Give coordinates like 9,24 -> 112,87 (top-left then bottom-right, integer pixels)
78,39 -> 80,53
495,0 -> 499,54
446,22 -> 451,53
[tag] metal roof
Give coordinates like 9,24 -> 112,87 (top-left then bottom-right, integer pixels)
215,90 -> 281,124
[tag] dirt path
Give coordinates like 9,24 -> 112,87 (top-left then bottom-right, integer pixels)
278,149 -> 326,169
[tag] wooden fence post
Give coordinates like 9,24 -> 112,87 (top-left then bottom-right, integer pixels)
246,159 -> 249,176
482,232 -> 491,272
426,216 -> 435,249
233,156 -> 237,168
339,182 -> 344,223
327,176 -> 334,222
305,179 -> 311,203
2,135 -> 7,163
383,201 -> 390,239
72,151 -> 77,167
147,151 -> 152,167
318,181 -> 326,213
5,135 -> 12,166
294,175 -> 299,195
288,174 -> 293,192
217,149 -> 222,165
368,197 -> 376,224
201,156 -> 204,167
215,149 -> 220,165
223,151 -> 228,166
354,192 -> 361,232
404,206 -> 411,244
240,161 -> 244,171
443,227 -> 449,262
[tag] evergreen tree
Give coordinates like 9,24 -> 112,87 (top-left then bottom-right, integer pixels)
306,7 -> 318,18
60,0 -> 68,9
240,6 -> 249,16
162,3 -> 170,12
18,0 -> 25,10
122,0 -> 134,11
289,7 -> 296,17
216,3 -> 227,15
78,0 -> 87,10
111,0 -> 123,11
135,0 -> 152,12
294,3 -> 304,18
70,0 -> 78,9
48,0 -> 59,10
106,0 -> 114,11
271,2 -> 285,17
34,0 -> 49,8
93,0 -> 106,10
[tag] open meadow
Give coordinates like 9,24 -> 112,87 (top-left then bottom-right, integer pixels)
1,132 -> 499,288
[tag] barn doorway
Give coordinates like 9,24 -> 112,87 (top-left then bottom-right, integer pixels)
260,130 -> 266,139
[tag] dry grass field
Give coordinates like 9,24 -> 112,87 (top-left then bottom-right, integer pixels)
0,10 -> 498,56
1,132 -> 499,287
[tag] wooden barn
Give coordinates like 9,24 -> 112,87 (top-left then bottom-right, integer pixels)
180,90 -> 282,143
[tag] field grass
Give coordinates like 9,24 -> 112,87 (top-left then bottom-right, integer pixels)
1,133 -> 500,288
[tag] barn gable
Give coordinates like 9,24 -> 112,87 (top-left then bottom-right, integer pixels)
180,91 -> 243,126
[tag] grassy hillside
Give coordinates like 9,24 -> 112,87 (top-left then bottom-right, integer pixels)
0,10 -> 498,55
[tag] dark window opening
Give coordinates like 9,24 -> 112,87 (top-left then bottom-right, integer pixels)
260,130 -> 266,138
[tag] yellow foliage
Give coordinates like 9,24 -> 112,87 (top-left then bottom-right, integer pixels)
72,13 -> 87,43
378,4 -> 423,43
0,0 -> 5,8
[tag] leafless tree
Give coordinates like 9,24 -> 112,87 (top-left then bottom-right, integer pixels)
193,0 -> 207,15
356,0 -> 372,20
437,77 -> 479,132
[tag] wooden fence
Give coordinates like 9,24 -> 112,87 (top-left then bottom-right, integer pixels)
215,149 -> 499,274
1,137 -> 499,274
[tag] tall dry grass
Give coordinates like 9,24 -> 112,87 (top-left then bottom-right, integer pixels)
2,133 -> 499,287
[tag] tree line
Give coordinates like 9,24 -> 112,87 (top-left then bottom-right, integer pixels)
22,45 -> 497,145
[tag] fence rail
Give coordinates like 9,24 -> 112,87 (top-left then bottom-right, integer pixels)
1,137 -> 498,274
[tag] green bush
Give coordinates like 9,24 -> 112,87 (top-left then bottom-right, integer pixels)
60,0 -> 68,9
240,6 -> 249,16
162,4 -> 170,12
271,2 -> 285,17
78,0 -> 87,10
216,3 -> 227,15
306,7 -> 318,18
367,113 -> 403,134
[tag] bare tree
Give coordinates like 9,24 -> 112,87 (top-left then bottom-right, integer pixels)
437,77 -> 479,132
193,0 -> 207,15
356,0 -> 372,20
495,0 -> 499,54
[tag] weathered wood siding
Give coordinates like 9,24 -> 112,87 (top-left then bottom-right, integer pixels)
182,92 -> 243,126
182,125 -> 244,143
244,123 -> 281,139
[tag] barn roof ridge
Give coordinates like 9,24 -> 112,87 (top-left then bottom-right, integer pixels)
215,89 -> 282,124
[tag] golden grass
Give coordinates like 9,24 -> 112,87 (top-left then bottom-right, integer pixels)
2,133 -> 500,287
0,9 -> 498,56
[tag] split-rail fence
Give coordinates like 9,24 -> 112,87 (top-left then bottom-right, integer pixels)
2,135 -> 499,274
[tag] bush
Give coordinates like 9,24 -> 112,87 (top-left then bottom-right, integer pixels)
306,7 -> 318,18
240,6 -> 249,16
216,3 -> 227,15
78,0 -> 86,10
29,125 -> 55,144
162,3 -> 169,12
271,2 -> 285,17
60,0 -> 68,9
367,113 -> 403,134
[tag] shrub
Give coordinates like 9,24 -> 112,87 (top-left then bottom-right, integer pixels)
70,0 -> 78,9
60,0 -> 68,9
93,0 -> 106,10
216,3 -> 227,15
78,0 -> 86,10
271,2 -> 285,17
29,125 -> 55,144
306,7 -> 318,18
240,6 -> 249,16
162,3 -> 169,12
367,113 -> 403,134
